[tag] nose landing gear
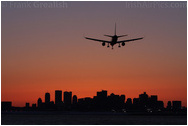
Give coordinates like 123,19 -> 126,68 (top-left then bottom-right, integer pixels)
118,43 -> 121,48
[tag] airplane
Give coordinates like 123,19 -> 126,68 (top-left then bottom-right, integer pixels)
85,24 -> 144,49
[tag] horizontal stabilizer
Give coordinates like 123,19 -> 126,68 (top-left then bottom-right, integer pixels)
117,37 -> 144,43
104,35 -> 113,37
85,36 -> 110,43
117,35 -> 128,38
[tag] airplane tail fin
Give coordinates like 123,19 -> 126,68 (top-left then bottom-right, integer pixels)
115,23 -> 116,35
105,23 -> 117,37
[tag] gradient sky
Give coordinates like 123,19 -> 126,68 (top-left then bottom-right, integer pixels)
2,1 -> 187,107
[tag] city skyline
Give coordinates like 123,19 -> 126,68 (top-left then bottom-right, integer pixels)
2,89 -> 185,108
2,1 -> 187,107
2,89 -> 186,124
2,89 -> 185,115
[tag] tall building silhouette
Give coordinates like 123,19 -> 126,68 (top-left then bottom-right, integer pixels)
2,101 -> 12,110
126,98 -> 132,110
149,95 -> 158,109
1,90 -> 185,113
126,98 -> 132,105
32,104 -> 36,109
120,95 -> 126,104
172,101 -> 181,110
55,90 -> 62,105
96,90 -> 108,110
64,91 -> 72,106
25,103 -> 30,108
139,92 -> 149,103
97,90 -> 107,99
37,98 -> 42,108
73,95 -> 77,104
167,101 -> 172,110
139,92 -> 149,109
45,92 -> 50,103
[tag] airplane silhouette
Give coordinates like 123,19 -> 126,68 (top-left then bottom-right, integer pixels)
85,23 -> 144,49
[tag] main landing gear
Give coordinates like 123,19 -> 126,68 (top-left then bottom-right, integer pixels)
112,46 -> 114,49
107,43 -> 110,48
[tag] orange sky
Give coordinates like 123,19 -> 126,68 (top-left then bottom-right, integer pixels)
1,1 -> 187,107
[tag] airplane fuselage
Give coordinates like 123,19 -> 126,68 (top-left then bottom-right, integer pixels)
111,35 -> 118,46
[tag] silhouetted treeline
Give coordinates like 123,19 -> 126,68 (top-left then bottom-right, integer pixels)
1,90 -> 186,114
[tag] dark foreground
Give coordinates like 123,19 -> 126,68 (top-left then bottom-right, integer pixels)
1,112 -> 187,125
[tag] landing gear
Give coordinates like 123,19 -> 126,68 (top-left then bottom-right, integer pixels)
107,43 -> 110,48
118,43 -> 121,48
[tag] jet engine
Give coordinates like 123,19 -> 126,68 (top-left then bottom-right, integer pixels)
122,42 -> 125,46
102,42 -> 105,46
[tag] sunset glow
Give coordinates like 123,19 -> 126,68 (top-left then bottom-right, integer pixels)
2,1 -> 187,107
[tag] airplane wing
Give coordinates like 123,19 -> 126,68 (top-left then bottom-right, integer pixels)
117,37 -> 143,43
85,37 -> 111,43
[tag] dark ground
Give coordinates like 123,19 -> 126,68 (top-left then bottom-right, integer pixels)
1,112 -> 187,125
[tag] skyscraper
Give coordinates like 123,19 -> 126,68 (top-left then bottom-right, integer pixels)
167,101 -> 172,110
45,92 -> 50,103
2,101 -> 12,110
26,103 -> 30,108
120,95 -> 125,103
139,92 -> 149,107
64,91 -> 72,106
139,92 -> 149,102
96,90 -> 108,108
172,101 -> 181,110
55,90 -> 62,105
73,95 -> 77,104
37,98 -> 42,108
97,90 -> 107,99
126,98 -> 132,109
126,98 -> 132,105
